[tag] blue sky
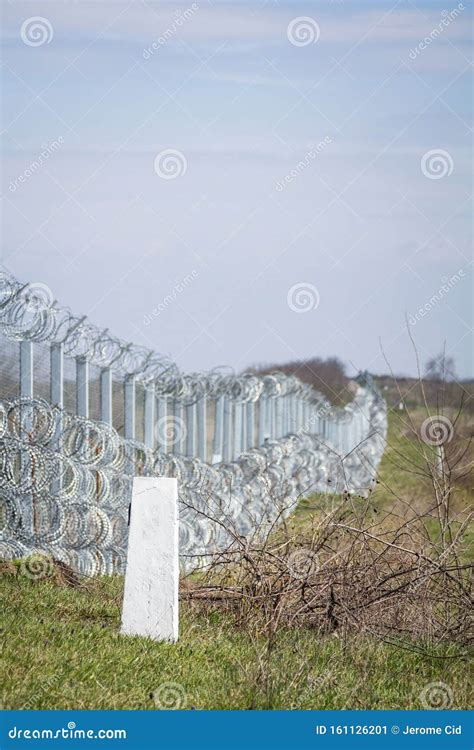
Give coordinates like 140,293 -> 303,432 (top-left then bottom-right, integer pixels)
1,0 -> 472,378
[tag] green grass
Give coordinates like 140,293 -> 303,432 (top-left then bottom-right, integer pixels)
0,574 -> 470,710
1,406 -> 472,710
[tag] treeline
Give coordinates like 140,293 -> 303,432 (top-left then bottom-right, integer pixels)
246,357 -> 351,406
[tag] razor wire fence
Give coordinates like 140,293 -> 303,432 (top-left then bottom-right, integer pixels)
0,272 -> 387,575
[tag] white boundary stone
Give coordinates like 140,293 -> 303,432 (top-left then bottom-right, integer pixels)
120,477 -> 179,642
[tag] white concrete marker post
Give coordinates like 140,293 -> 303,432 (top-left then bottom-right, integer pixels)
121,477 -> 179,642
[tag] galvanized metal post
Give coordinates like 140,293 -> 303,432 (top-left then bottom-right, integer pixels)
233,401 -> 243,459
50,343 -> 63,407
20,340 -> 34,532
276,396 -> 283,438
223,396 -> 232,462
289,395 -> 296,433
124,375 -> 136,440
50,343 -> 64,497
197,395 -> 207,462
171,399 -> 186,455
297,398 -> 304,434
246,400 -> 255,449
186,402 -> 196,457
100,368 -> 112,424
20,340 -> 33,398
144,384 -> 155,449
302,401 -> 309,434
269,398 -> 276,440
76,358 -> 89,417
156,395 -> 168,452
258,396 -> 266,445
212,395 -> 224,464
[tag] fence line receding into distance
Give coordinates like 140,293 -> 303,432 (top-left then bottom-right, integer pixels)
0,272 -> 387,575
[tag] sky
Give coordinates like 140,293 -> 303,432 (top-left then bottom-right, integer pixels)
1,0 -> 472,379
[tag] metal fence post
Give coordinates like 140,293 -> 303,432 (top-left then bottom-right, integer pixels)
212,395 -> 224,464
223,396 -> 232,462
76,358 -> 89,417
233,401 -> 243,459
246,400 -> 254,449
186,402 -> 196,457
50,343 -> 63,407
20,340 -> 33,398
197,395 -> 207,463
50,343 -> 64,497
276,396 -> 283,438
156,395 -> 168,452
144,384 -> 155,449
124,375 -> 136,440
100,368 -> 113,425
173,399 -> 185,454
297,398 -> 304,434
19,340 -> 34,533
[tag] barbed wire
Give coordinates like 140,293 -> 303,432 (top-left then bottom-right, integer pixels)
0,272 -> 332,403
0,387 -> 386,576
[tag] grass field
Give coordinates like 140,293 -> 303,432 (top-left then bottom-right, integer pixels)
1,405 -> 472,711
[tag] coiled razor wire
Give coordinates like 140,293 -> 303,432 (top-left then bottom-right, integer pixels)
0,272 -> 388,575
0,385 -> 386,576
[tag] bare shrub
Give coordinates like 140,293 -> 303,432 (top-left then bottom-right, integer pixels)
182,372 -> 472,658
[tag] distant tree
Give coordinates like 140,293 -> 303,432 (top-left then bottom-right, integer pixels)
425,352 -> 456,382
246,356 -> 349,405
